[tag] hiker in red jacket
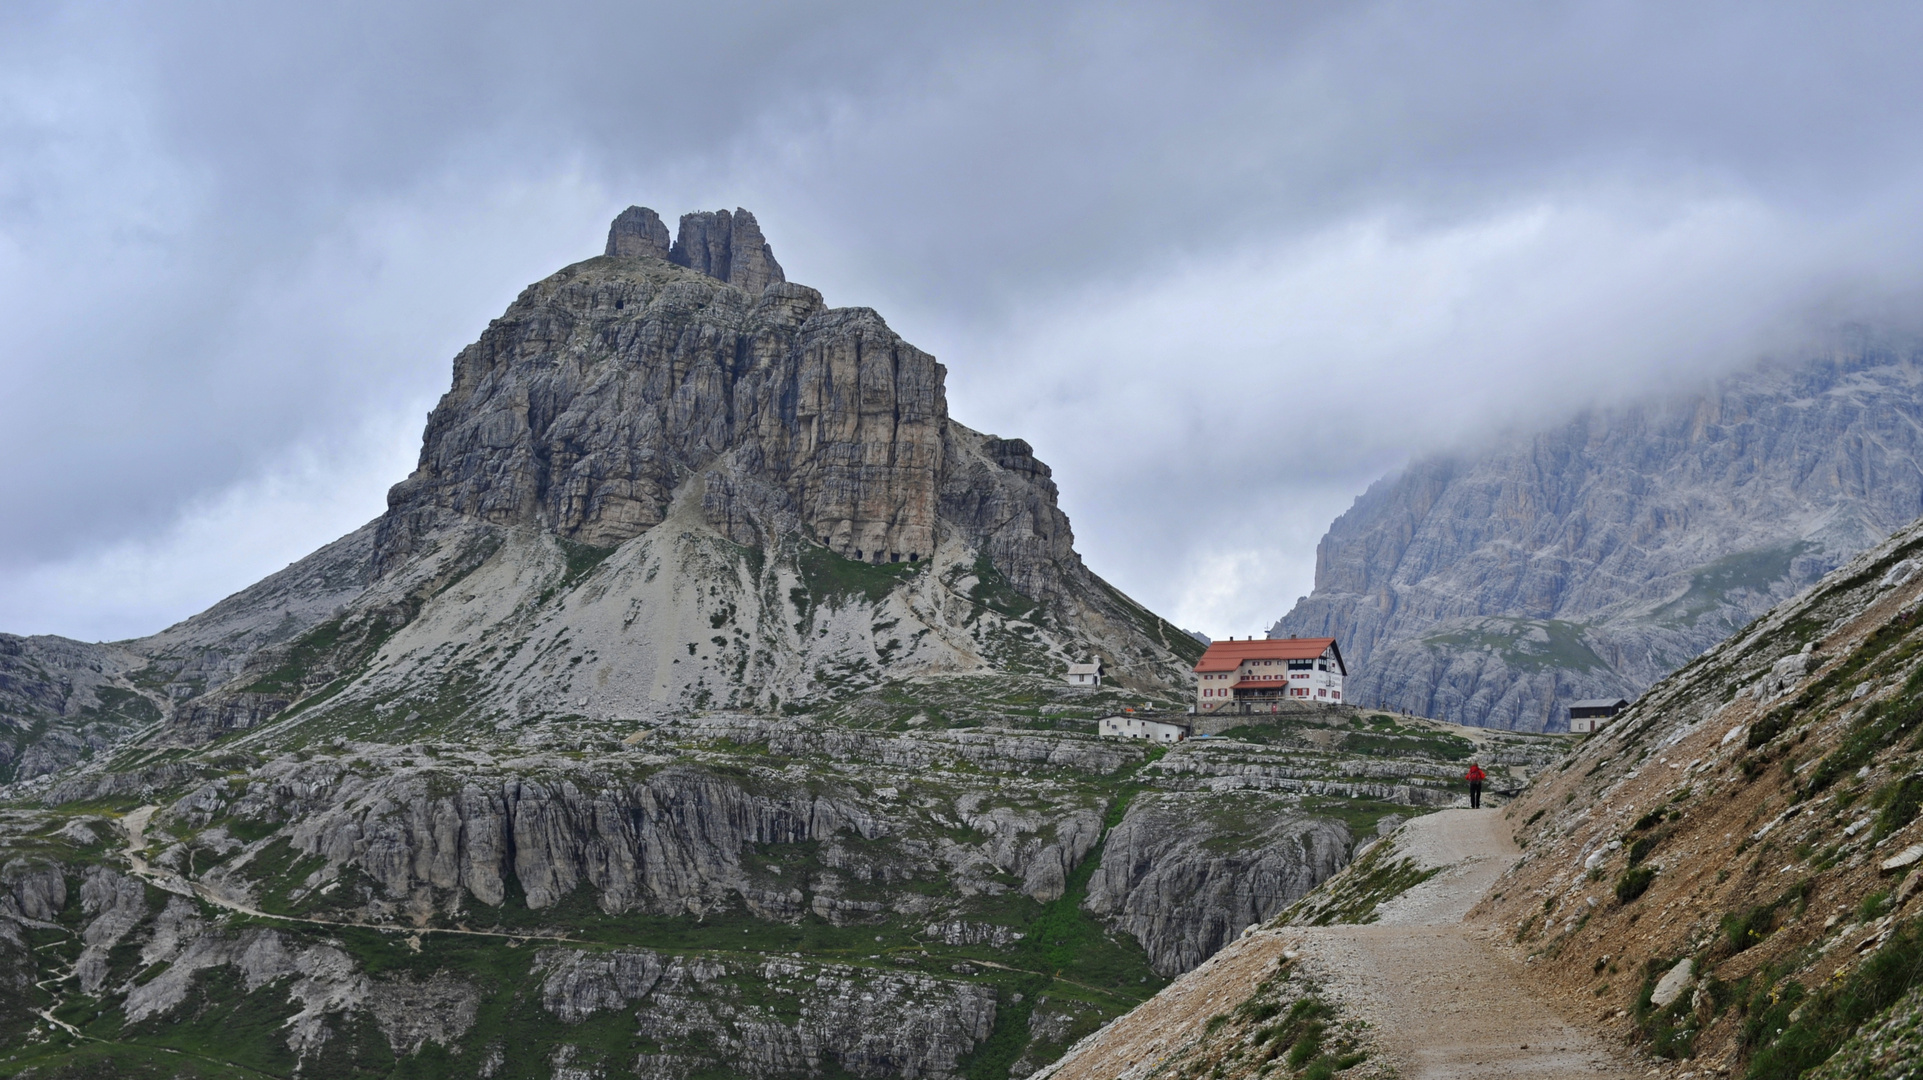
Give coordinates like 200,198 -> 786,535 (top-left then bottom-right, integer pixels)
1466,762 -> 1487,808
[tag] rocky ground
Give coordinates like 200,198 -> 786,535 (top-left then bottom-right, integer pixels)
0,695 -> 1567,1079
0,205 -> 1585,1079
1035,810 -> 1641,1080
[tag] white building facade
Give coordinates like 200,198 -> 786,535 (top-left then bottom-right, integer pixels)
1098,714 -> 1190,742
1194,637 -> 1346,713
1065,661 -> 1103,687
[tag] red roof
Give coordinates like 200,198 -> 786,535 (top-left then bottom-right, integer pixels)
1230,679 -> 1293,690
1194,637 -> 1341,673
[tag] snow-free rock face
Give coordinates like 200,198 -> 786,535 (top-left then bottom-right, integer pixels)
376,227 -> 931,567
0,206 -> 1196,749
1085,793 -> 1350,976
0,635 -> 157,783
1273,344 -> 1923,730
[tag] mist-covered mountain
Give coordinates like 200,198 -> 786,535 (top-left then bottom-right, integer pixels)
1273,339 -> 1923,730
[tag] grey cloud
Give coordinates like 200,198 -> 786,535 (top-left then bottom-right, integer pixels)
7,1 -> 1923,638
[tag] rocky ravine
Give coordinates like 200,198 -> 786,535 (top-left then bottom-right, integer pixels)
1274,340 -> 1923,731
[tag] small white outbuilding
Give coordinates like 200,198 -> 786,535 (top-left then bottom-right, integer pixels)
1065,661 -> 1104,687
1098,714 -> 1189,743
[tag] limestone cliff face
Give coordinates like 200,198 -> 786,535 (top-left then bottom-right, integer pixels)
1273,344 -> 1923,730
0,636 -> 156,784
375,206 -> 1106,613
1084,793 -> 1349,976
0,206 -> 1193,753
375,262 -> 936,568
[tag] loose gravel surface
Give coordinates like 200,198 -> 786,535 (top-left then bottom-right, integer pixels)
1041,809 -> 1643,1080
1295,810 -> 1637,1079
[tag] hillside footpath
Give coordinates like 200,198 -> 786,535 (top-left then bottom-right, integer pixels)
1038,810 -> 1640,1079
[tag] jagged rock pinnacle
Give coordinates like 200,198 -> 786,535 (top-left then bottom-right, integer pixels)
604,206 -> 671,259
670,208 -> 785,293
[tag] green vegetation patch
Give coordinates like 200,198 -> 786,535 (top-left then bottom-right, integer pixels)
1741,917 -> 1923,1079
1289,837 -> 1440,926
556,537 -> 617,584
1421,617 -> 1610,674
960,554 -> 1041,622
1651,542 -> 1817,628
1338,729 -> 1477,761
1719,879 -> 1815,955
1614,865 -> 1656,904
239,610 -> 405,696
796,544 -> 922,606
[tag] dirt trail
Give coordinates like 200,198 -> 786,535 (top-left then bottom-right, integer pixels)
1039,810 -> 1642,1080
1311,811 -> 1636,1078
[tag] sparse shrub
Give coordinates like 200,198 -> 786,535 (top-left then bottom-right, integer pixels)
1873,772 -> 1923,840
1627,834 -> 1659,865
1615,866 -> 1656,904
1742,917 -> 1923,1079
1749,707 -> 1795,749
1802,694 -> 1923,799
1723,904 -> 1779,953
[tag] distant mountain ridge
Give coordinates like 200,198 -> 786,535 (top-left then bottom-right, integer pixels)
1273,340 -> 1923,730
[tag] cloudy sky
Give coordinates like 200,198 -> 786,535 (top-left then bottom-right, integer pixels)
7,1 -> 1923,642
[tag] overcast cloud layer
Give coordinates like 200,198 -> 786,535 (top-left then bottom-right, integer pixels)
7,1 -> 1923,642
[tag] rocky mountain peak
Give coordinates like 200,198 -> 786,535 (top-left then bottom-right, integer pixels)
668,207 -> 785,293
603,205 -> 671,258
602,206 -> 786,295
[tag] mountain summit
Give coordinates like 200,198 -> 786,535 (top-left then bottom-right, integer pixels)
5,207 -> 1198,760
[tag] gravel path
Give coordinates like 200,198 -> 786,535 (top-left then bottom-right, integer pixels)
1294,810 -> 1637,1079
1039,809 -> 1642,1080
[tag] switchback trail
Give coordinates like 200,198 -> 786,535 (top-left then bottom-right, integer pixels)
1038,810 -> 1642,1080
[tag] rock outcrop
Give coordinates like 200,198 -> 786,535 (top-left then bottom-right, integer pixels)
101,205 -> 1196,735
0,207 -> 1199,757
1085,792 -> 1349,975
1274,342 -> 1923,729
668,207 -> 785,293
0,634 -> 157,784
604,205 -> 671,259
374,254 -> 938,566
535,947 -> 996,1078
